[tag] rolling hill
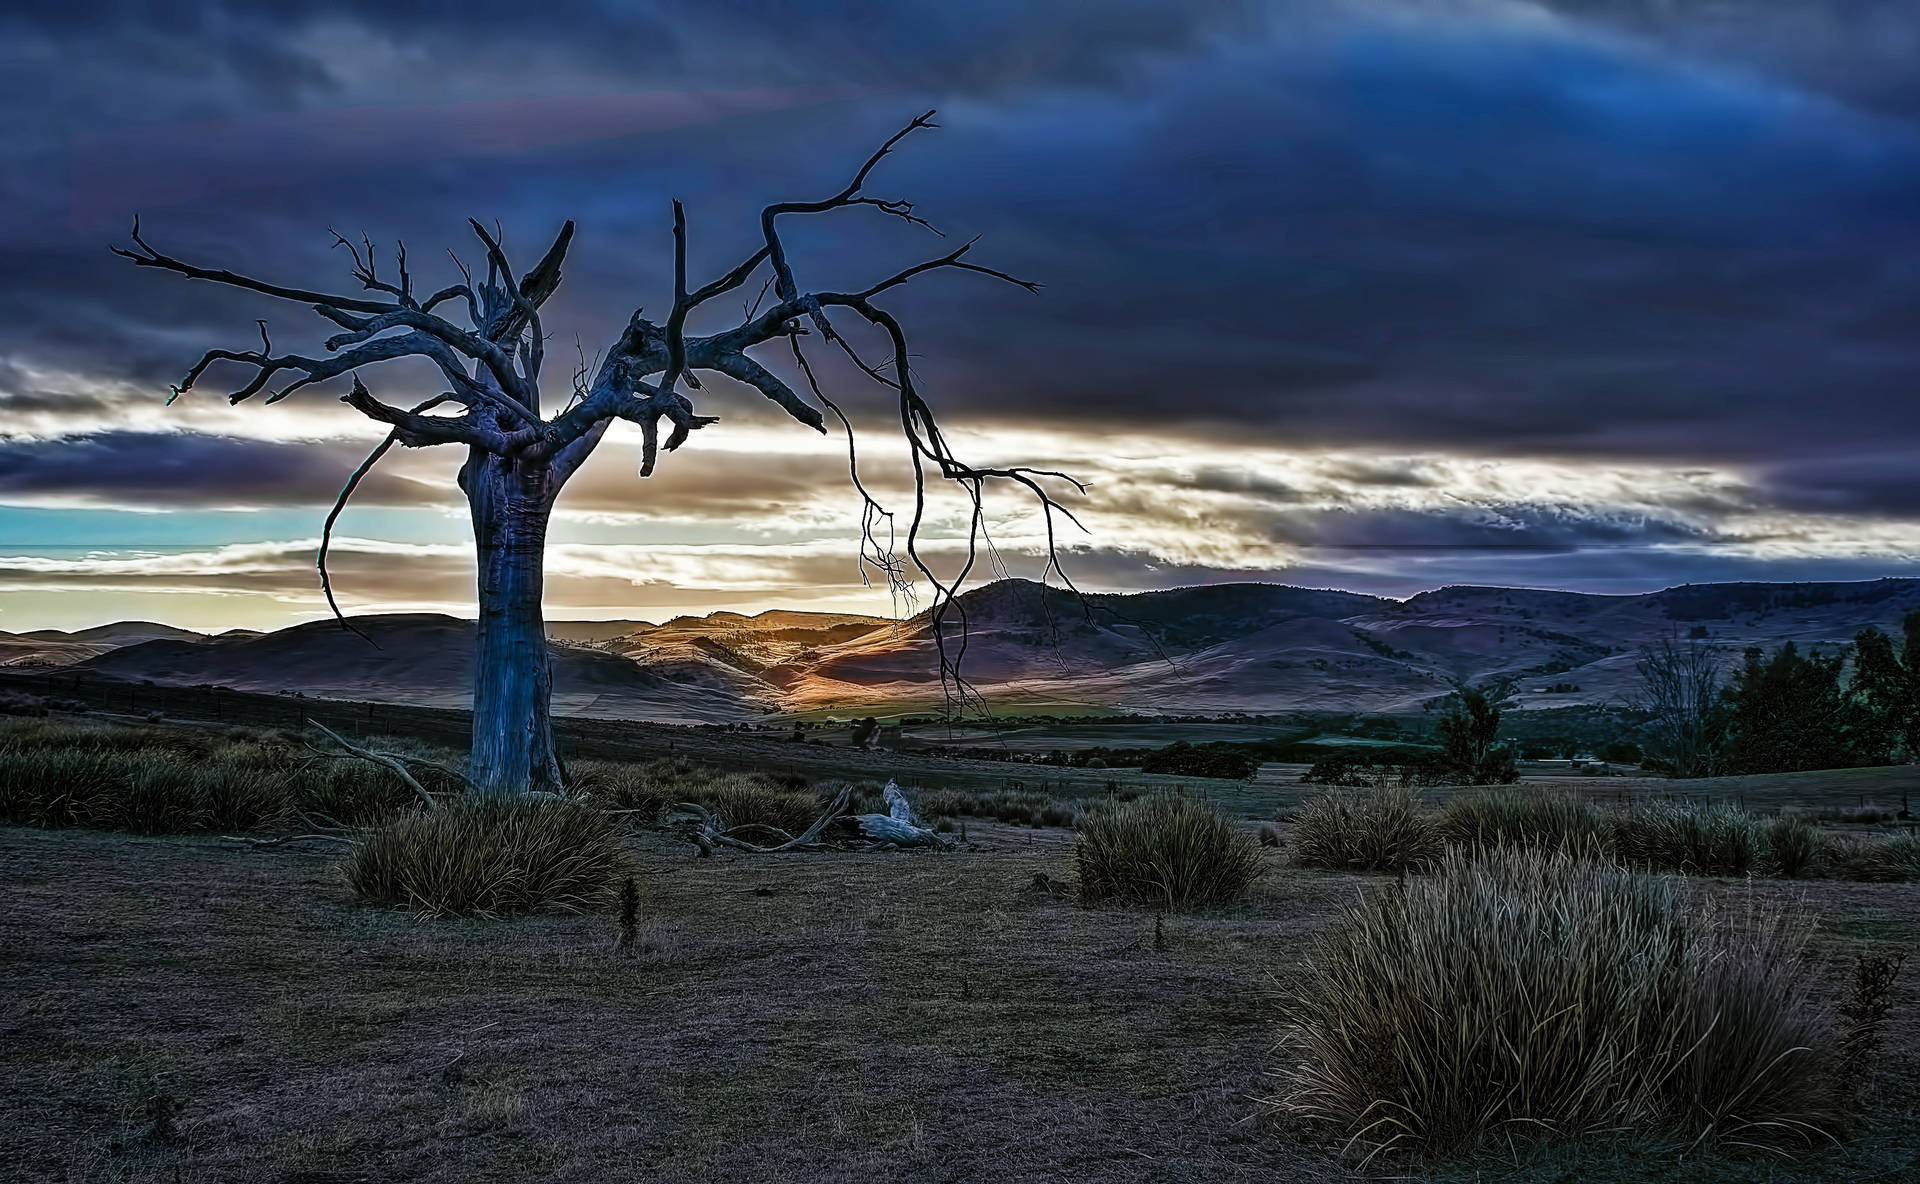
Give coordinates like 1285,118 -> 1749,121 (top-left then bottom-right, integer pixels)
24,577 -> 1920,721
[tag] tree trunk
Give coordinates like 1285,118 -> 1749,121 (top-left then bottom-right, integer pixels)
463,449 -> 565,796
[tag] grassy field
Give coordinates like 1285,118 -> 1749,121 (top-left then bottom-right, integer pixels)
4,701 -> 1920,1180
3,813 -> 1918,1181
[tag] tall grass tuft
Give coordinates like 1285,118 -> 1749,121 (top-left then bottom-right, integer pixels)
1277,848 -> 1842,1161
1072,794 -> 1264,909
1825,829 -> 1920,882
572,758 -> 819,833
0,717 -> 445,833
1436,786 -> 1607,855
346,795 -> 633,917
117,758 -> 203,833
1609,801 -> 1762,877
1291,785 -> 1440,873
1762,815 -> 1824,878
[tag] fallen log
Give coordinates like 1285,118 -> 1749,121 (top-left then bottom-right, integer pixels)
671,780 -> 951,855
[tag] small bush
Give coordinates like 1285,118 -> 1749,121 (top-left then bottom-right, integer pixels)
1610,801 -> 1761,877
1436,787 -> 1607,855
1138,741 -> 1260,780
1291,785 -> 1440,873
1836,950 -> 1909,1105
1300,751 -> 1378,788
1277,848 -> 1842,1160
1073,794 -> 1264,909
0,690 -> 49,717
346,795 -> 632,917
1762,815 -> 1824,878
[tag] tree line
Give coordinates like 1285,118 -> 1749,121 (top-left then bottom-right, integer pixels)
1637,609 -> 1920,777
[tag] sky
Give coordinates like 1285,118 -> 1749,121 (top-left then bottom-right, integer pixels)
2,1 -> 1919,632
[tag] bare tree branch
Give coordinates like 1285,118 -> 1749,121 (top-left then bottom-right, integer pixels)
123,110 -> 1082,719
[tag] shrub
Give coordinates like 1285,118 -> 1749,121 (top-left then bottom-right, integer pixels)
345,795 -> 633,917
1436,787 -> 1607,855
1137,742 -> 1260,780
0,718 -> 458,834
1291,785 -> 1440,873
116,757 -> 203,833
1762,815 -> 1824,878
1609,801 -> 1762,877
1836,950 -> 1909,1106
1277,848 -> 1842,1160
1072,794 -> 1264,909
1300,751 -> 1376,788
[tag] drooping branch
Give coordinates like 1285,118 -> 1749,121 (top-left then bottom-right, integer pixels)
317,384 -> 469,644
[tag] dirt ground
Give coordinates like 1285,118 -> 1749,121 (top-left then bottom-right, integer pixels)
4,820 -> 1919,1183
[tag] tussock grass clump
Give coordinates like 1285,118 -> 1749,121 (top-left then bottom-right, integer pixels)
346,795 -> 632,917
1278,848 -> 1842,1161
1762,814 -> 1824,878
1610,801 -> 1762,877
0,747 -> 149,827
1291,785 -> 1440,873
1436,787 -> 1607,855
1072,794 -> 1264,909
573,757 -> 820,833
0,717 -> 448,832
117,759 -> 203,834
916,788 -> 978,818
1825,829 -> 1920,882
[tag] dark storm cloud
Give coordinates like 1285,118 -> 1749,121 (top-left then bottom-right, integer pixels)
1529,1 -> 1920,121
0,432 -> 431,507
4,0 -> 1920,606
1755,452 -> 1920,519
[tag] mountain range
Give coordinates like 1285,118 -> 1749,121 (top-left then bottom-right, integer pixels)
7,578 -> 1920,722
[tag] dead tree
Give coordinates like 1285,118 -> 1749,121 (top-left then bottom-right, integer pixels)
115,113 -> 1084,796
1634,636 -> 1726,778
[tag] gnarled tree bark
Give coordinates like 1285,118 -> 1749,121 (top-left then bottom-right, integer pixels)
116,113 -> 1085,795
462,446 -> 564,794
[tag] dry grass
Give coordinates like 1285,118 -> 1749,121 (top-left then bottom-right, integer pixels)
1609,801 -> 1764,877
1275,848 -> 1846,1161
1290,784 -> 1441,873
1,818 -> 1915,1182
0,717 -> 446,832
344,796 -> 634,917
1071,793 -> 1265,909
1292,778 -> 1919,884
572,757 -> 821,833
1436,786 -> 1609,855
